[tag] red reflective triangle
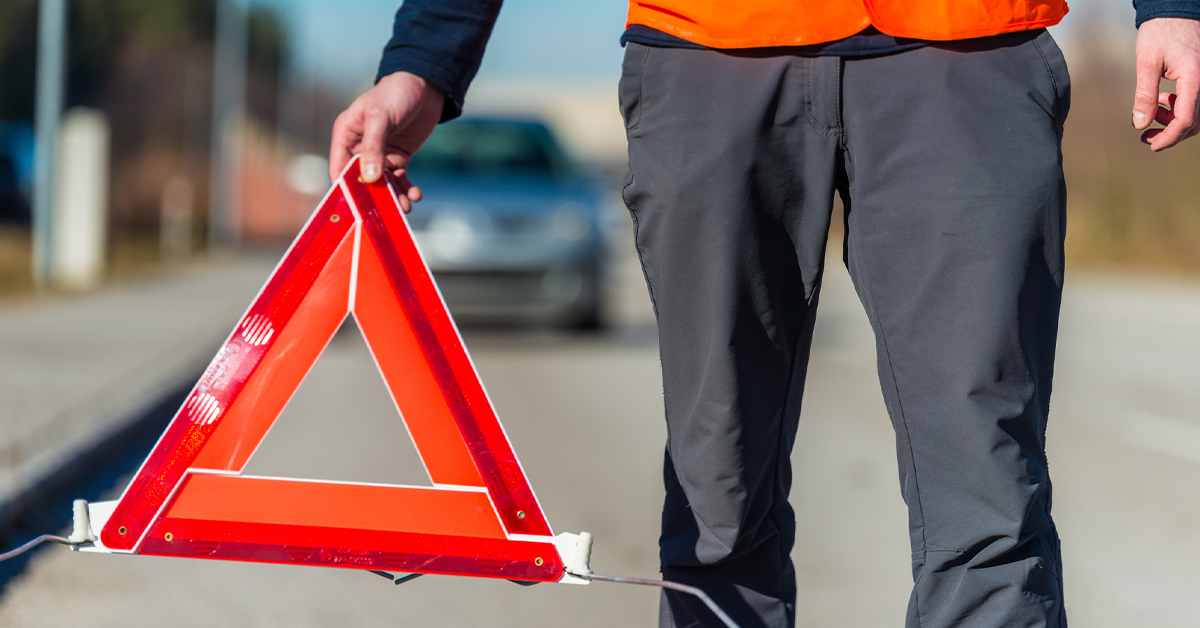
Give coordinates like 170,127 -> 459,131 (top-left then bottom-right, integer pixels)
97,157 -> 563,582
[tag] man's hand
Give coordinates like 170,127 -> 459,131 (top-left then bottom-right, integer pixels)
329,72 -> 445,212
1132,18 -> 1200,151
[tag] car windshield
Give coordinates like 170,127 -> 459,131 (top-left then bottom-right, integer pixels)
407,120 -> 569,179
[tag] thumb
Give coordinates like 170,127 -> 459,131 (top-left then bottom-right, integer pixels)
1133,54 -> 1164,130
358,106 -> 389,183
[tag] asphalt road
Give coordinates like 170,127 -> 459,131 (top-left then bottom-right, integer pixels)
1,243 -> 1198,626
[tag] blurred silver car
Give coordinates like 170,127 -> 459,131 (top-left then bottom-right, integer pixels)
404,117 -> 609,329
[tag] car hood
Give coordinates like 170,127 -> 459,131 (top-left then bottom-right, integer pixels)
406,174 -> 597,215
400,174 -> 605,271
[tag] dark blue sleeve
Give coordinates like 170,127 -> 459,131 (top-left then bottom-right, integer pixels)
1133,0 -> 1200,27
376,0 -> 504,122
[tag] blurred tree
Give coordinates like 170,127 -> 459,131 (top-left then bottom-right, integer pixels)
0,0 -> 287,254
246,4 -> 287,127
0,1 -> 39,122
0,0 -> 219,120
0,0 -> 283,116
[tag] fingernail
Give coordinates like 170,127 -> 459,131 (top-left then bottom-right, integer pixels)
362,163 -> 380,181
1133,112 -> 1149,128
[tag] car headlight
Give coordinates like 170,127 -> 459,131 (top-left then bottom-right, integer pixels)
424,209 -> 492,262
550,203 -> 590,242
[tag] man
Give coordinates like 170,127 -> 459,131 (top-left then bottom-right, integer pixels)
329,2 -> 1200,627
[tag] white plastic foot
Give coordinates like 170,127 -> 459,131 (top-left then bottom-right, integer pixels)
571,531 -> 593,577
67,499 -> 96,545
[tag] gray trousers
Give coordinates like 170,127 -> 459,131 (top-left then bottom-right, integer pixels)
618,29 -> 1071,628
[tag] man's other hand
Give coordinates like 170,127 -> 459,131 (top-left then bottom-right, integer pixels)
1133,17 -> 1200,151
329,72 -> 445,212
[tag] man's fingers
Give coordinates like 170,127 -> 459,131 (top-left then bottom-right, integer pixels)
1139,126 -> 1199,144
1150,75 -> 1199,150
384,152 -> 412,171
1133,54 -> 1165,129
328,111 -> 360,182
388,170 -> 422,213
1154,103 -> 1176,126
1153,92 -> 1177,125
329,147 -> 354,184
358,105 -> 391,183
329,72 -> 440,193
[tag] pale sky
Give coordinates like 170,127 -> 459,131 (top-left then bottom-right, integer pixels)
260,0 -> 1138,93
261,0 -> 629,91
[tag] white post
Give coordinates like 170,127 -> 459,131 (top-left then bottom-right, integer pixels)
51,108 -> 110,290
209,0 -> 248,248
32,0 -> 67,289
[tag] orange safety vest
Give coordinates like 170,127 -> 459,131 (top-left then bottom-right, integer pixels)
626,0 -> 1069,49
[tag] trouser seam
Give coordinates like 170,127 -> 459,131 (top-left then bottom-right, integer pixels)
1031,38 -> 1060,100
767,274 -> 823,573
847,237 -> 928,628
1030,37 -> 1067,131
622,169 -> 660,322
834,57 -> 844,133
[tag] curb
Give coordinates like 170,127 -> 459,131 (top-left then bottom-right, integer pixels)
0,371 -> 198,538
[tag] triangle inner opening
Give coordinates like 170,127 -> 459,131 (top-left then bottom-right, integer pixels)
240,316 -> 433,487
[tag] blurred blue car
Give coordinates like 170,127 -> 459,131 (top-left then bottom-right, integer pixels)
0,121 -> 34,223
404,117 -> 609,329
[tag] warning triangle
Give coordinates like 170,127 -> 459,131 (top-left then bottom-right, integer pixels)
95,157 -> 565,582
